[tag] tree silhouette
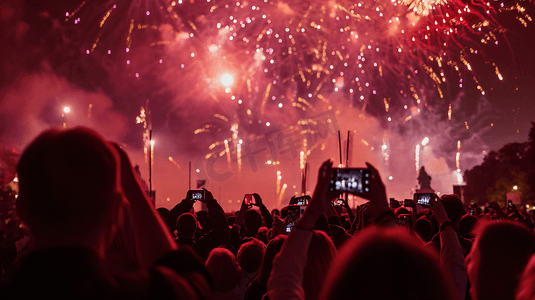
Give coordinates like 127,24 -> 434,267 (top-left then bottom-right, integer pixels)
464,122 -> 535,206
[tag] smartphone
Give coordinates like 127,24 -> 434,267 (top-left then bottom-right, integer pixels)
289,195 -> 310,206
244,194 -> 255,207
286,205 -> 306,233
188,190 -> 205,201
468,204 -> 476,216
332,199 -> 344,206
328,168 -> 371,194
414,193 -> 434,207
491,216 -> 500,221
404,199 -> 414,208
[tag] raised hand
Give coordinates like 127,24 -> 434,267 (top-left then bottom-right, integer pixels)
252,193 -> 264,207
297,159 -> 335,229
201,188 -> 215,203
429,195 -> 450,225
360,162 -> 389,218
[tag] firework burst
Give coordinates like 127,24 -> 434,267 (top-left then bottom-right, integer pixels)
64,0 -> 532,167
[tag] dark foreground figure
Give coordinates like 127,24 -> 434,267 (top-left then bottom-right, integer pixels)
1,127 -> 212,300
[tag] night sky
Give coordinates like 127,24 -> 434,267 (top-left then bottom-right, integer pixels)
1,0 -> 534,210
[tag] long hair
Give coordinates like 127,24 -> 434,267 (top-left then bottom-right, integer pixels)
259,235 -> 287,287
206,247 -> 241,292
471,221 -> 535,300
517,255 -> 535,300
303,230 -> 337,300
320,227 -> 458,300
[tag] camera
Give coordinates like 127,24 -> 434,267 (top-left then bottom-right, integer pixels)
286,205 -> 306,233
414,193 -> 434,207
328,168 -> 371,194
188,190 -> 205,201
289,195 -> 310,206
244,194 -> 255,207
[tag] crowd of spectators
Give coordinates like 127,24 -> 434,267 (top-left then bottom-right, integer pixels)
1,126 -> 535,300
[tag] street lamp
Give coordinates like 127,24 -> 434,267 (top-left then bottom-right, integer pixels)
62,107 -> 70,128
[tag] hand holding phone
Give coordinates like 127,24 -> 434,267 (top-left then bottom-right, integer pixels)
468,205 -> 476,216
244,194 -> 255,207
414,193 -> 435,207
428,194 -> 451,226
328,168 -> 371,194
187,190 -> 205,202
351,162 -> 389,220
286,205 -> 306,233
300,159 -> 335,229
290,195 -> 310,206
252,193 -> 264,207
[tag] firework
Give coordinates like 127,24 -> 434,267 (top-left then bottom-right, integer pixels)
69,0 -> 531,123
202,0 -> 516,117
68,0 -> 532,185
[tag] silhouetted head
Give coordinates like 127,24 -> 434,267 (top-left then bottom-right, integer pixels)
243,209 -> 263,236
156,207 -> 170,220
466,221 -> 535,300
226,213 -> 236,226
303,230 -> 337,300
196,210 -> 212,232
320,227 -> 457,300
255,226 -> 269,245
176,213 -> 197,238
206,247 -> 241,292
517,254 -> 535,300
459,214 -> 478,239
16,127 -> 123,250
259,235 -> 286,286
238,238 -> 265,274
412,217 -> 433,243
394,207 -> 410,217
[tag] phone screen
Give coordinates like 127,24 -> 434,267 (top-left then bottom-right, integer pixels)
295,196 -> 309,206
286,205 -> 306,233
414,193 -> 433,206
469,206 -> 476,215
289,195 -> 310,206
188,190 -> 204,201
328,168 -> 371,194
244,194 -> 254,206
